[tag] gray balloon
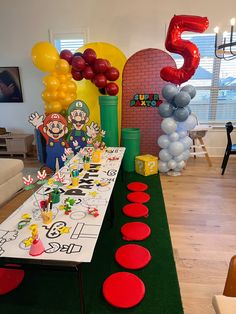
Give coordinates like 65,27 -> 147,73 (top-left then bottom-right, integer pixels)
158,160 -> 170,173
181,85 -> 196,99
173,91 -> 191,108
162,84 -> 178,102
167,159 -> 177,170
186,105 -> 191,115
168,141 -> 185,157
174,107 -> 189,122
157,135 -> 170,149
159,148 -> 172,162
158,102 -> 174,118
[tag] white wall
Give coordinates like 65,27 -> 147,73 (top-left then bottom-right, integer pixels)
0,0 -> 235,153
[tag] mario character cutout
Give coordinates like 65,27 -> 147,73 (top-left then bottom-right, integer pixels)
67,100 -> 100,153
29,112 -> 69,171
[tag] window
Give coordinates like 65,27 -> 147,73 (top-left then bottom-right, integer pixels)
49,29 -> 88,53
172,33 -> 236,124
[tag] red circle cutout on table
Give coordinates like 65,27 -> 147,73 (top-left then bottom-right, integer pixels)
122,203 -> 149,218
115,244 -> 151,269
127,192 -> 150,203
127,182 -> 148,192
103,272 -> 145,308
121,222 -> 151,241
0,265 -> 25,295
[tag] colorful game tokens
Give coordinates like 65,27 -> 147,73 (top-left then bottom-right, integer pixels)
127,191 -> 150,203
0,265 -> 25,295
127,182 -> 148,192
103,272 -> 145,308
115,244 -> 151,269
122,203 -> 149,218
121,222 -> 151,241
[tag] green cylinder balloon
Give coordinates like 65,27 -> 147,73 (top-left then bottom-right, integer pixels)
121,128 -> 140,172
99,95 -> 118,147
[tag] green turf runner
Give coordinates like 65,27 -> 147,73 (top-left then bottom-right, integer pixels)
0,172 -> 183,314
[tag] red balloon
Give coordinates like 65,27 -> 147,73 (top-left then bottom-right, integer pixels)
71,56 -> 86,71
160,15 -> 209,85
104,59 -> 111,69
93,58 -> 108,73
71,69 -> 83,81
60,49 -> 73,65
93,73 -> 107,88
105,67 -> 120,81
83,48 -> 97,64
106,82 -> 119,96
82,66 -> 95,80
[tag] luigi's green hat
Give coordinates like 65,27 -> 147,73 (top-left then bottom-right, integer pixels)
67,100 -> 90,116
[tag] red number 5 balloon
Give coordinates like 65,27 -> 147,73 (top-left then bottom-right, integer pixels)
160,15 -> 209,85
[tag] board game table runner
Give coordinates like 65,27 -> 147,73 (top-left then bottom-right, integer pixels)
0,147 -> 125,263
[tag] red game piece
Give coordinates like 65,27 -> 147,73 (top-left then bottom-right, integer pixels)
115,244 -> 151,269
103,272 -> 145,308
122,203 -> 149,218
0,265 -> 24,295
127,182 -> 148,192
121,222 -> 151,241
127,192 -> 150,203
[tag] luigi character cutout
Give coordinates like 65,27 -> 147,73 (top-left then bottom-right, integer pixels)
29,112 -> 69,171
67,100 -> 100,153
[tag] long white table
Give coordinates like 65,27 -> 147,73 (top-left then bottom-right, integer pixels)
0,147 -> 125,264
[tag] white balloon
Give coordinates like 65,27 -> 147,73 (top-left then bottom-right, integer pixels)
167,159 -> 177,170
157,135 -> 170,149
159,148 -> 172,162
175,160 -> 186,171
161,117 -> 177,135
177,114 -> 198,131
168,141 -> 185,157
180,136 -> 193,150
169,132 -> 180,142
177,130 -> 188,138
174,153 -> 184,162
158,160 -> 170,173
182,149 -> 190,161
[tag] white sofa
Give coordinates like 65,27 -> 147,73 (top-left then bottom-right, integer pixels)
0,158 -> 24,207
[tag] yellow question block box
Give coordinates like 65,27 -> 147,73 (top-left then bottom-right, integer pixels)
135,154 -> 158,176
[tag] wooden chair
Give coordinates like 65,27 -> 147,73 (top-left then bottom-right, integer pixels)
189,125 -> 212,167
221,122 -> 236,175
212,255 -> 236,313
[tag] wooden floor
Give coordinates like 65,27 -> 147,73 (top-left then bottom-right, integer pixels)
1,156 -> 236,313
161,157 -> 236,314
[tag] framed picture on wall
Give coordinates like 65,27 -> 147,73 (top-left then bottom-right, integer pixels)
0,67 -> 23,102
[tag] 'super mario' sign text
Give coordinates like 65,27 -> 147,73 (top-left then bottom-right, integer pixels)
130,94 -> 162,107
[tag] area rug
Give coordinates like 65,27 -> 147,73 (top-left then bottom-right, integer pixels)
0,172 -> 183,314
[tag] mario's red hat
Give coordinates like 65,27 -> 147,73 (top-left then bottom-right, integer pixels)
44,113 -> 67,126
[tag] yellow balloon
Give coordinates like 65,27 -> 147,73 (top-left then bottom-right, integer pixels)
31,42 -> 59,72
55,59 -> 70,74
61,95 -> 76,107
66,73 -> 72,80
42,89 -> 58,102
57,90 -> 66,99
43,75 -> 60,90
57,74 -> 67,83
45,101 -> 62,113
59,83 -> 68,93
66,81 -> 77,93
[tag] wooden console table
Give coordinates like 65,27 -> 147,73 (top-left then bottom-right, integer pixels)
0,133 -> 34,158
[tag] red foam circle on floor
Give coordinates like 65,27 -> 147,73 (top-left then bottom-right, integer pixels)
115,244 -> 151,270
121,222 -> 151,241
103,272 -> 145,308
0,265 -> 25,295
127,182 -> 148,192
127,191 -> 150,203
122,203 -> 149,218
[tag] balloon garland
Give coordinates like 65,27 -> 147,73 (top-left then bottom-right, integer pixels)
31,43 -> 120,115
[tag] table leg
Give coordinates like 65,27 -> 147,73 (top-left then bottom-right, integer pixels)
76,264 -> 85,314
198,137 -> 212,167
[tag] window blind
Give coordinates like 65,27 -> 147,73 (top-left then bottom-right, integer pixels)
172,33 -> 236,124
49,30 -> 88,53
